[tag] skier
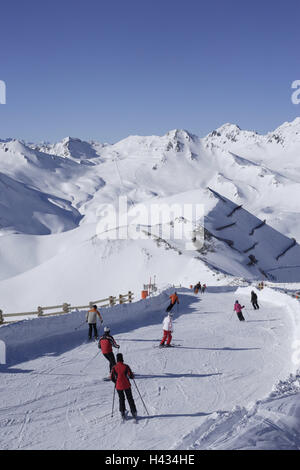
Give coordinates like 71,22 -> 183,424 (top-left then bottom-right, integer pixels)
194,282 -> 201,294
86,304 -> 103,340
234,300 -> 245,321
251,291 -> 259,310
201,283 -> 207,294
111,353 -> 137,421
160,312 -> 174,347
166,292 -> 179,312
98,327 -> 120,374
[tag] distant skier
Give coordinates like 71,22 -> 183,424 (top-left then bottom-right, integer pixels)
98,327 -> 120,374
166,292 -> 179,312
111,353 -> 137,421
251,291 -> 259,310
194,282 -> 201,294
160,312 -> 174,347
86,304 -> 103,340
234,300 -> 245,321
201,283 -> 207,294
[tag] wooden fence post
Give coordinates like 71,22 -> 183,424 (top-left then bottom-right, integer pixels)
0,309 -> 3,325
119,294 -> 123,305
37,306 -> 43,317
62,303 -> 70,314
128,291 -> 133,303
89,302 -> 93,309
109,296 -> 115,307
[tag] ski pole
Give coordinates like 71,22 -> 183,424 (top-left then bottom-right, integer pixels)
133,378 -> 149,416
79,350 -> 99,373
111,386 -> 116,418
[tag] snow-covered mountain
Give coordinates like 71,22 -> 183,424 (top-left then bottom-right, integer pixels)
0,118 -> 300,310
2,118 -> 300,236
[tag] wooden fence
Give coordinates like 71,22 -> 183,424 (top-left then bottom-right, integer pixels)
0,291 -> 134,325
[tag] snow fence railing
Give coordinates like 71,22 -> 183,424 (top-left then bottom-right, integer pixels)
0,291 -> 134,325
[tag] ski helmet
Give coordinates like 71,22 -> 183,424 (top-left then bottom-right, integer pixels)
104,326 -> 110,333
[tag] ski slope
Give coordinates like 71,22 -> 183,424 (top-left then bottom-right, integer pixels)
1,286 -> 299,450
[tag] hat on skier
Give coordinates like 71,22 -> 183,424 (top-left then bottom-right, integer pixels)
116,353 -> 123,362
235,300 -> 239,303
93,304 -> 97,309
104,326 -> 110,333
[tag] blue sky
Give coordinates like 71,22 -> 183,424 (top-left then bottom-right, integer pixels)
0,0 -> 299,143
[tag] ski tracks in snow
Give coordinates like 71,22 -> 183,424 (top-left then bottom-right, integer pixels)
0,288 -> 296,449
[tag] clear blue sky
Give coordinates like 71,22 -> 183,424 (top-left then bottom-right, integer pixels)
0,0 -> 299,143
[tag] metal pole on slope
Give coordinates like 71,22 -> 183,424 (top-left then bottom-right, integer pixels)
244,307 -> 251,320
133,378 -> 149,416
79,349 -> 99,373
111,386 -> 116,418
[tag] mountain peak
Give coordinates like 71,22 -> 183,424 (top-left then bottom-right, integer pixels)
62,136 -> 82,145
166,128 -> 197,143
273,116 -> 300,133
216,123 -> 241,133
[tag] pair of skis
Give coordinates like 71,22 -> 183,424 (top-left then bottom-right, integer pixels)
121,410 -> 138,424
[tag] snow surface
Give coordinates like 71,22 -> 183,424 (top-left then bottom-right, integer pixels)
0,286 -> 299,450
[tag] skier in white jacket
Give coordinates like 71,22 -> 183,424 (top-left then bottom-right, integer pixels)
159,313 -> 173,347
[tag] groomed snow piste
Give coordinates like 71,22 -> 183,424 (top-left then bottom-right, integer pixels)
1,286 -> 299,450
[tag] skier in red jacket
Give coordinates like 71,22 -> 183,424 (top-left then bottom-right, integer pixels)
98,327 -> 120,373
111,353 -> 137,420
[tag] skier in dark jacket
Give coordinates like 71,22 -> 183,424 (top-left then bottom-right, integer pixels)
111,353 -> 137,420
194,282 -> 201,294
251,291 -> 259,310
98,327 -> 120,374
